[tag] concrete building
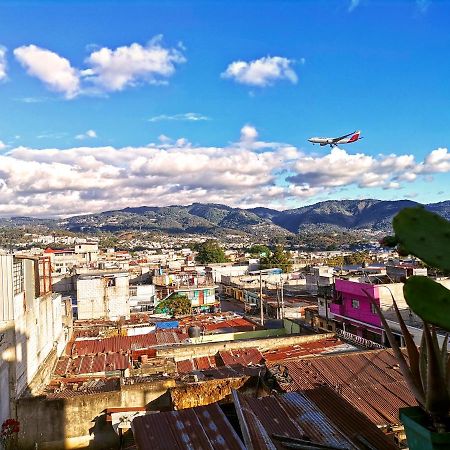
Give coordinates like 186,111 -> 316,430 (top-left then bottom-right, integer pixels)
129,284 -> 156,313
76,271 -> 130,320
0,253 -> 68,425
74,242 -> 99,264
305,266 -> 334,294
329,277 -> 450,346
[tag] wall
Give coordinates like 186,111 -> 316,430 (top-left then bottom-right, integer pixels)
332,279 -> 380,328
77,274 -> 129,320
0,254 -> 14,321
157,332 -> 334,361
16,378 -> 175,449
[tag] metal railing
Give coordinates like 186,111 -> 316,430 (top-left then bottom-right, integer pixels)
336,328 -> 385,349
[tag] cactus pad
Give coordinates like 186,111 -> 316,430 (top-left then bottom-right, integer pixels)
404,276 -> 450,330
393,207 -> 450,272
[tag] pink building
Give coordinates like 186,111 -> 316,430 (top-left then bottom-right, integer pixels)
330,279 -> 385,344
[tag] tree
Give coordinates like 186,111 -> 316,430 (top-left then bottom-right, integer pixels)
343,251 -> 371,265
195,240 -> 228,264
248,244 -> 271,257
260,245 -> 293,272
154,293 -> 191,317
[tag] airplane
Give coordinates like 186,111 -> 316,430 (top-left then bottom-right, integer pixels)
308,130 -> 362,147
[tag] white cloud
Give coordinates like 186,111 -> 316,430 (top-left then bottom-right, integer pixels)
13,37 -> 185,99
420,148 -> 450,173
75,129 -> 97,140
83,37 -> 186,92
222,56 -> 298,87
287,146 -> 441,191
14,45 -> 80,99
0,46 -> 7,81
240,125 -> 258,141
0,130 -> 448,217
149,112 -> 209,122
0,140 -> 6,150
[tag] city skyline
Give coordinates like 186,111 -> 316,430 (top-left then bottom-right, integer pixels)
1,0 -> 450,216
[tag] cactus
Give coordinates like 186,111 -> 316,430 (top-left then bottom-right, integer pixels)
369,206 -> 450,433
393,207 -> 450,272
403,276 -> 450,330
391,207 -> 450,330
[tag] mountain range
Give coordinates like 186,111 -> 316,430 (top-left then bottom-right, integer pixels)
2,199 -> 449,236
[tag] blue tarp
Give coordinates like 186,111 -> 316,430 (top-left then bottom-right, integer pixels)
155,321 -> 179,330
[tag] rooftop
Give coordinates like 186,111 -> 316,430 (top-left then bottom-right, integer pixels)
131,387 -> 398,450
270,348 -> 417,427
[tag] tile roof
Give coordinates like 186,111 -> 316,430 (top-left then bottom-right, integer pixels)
269,348 -> 417,427
132,403 -> 245,450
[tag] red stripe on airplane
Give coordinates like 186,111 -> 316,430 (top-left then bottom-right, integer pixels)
348,132 -> 360,142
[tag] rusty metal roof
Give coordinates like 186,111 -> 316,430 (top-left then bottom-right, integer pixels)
263,338 -> 351,363
176,355 -> 217,374
270,348 -> 416,427
233,389 -> 398,450
218,348 -> 264,366
131,387 -> 398,450
45,377 -> 120,398
132,403 -> 245,450
55,353 -> 130,376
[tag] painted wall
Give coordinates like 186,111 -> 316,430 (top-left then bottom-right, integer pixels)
331,279 -> 381,327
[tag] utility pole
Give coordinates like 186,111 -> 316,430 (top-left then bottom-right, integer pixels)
259,271 -> 264,326
280,277 -> 285,319
276,282 -> 280,320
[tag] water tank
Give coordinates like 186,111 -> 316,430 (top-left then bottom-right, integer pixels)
188,326 -> 202,338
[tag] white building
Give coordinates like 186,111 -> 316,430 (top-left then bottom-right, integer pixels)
76,270 -> 130,320
129,284 -> 156,312
0,253 -> 68,425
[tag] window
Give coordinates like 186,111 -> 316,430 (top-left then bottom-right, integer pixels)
371,303 -> 377,314
13,261 -> 24,295
351,299 -> 360,309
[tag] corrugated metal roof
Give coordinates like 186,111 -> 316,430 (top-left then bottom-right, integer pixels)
233,389 -> 399,450
45,377 -> 120,398
54,353 -> 130,376
304,387 -> 399,450
270,348 -> 416,427
218,348 -> 264,366
132,403 -> 245,450
263,338 -> 351,363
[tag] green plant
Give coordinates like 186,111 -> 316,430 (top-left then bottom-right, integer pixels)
370,207 -> 450,433
154,293 -> 191,317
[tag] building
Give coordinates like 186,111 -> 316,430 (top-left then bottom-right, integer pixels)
329,277 -> 450,345
0,253 -> 69,425
76,270 -> 130,320
153,271 -> 218,313
129,284 -> 156,312
74,242 -> 99,264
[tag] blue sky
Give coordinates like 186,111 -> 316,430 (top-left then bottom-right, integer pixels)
0,0 -> 449,216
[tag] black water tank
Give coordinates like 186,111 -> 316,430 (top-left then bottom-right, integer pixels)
188,326 -> 202,338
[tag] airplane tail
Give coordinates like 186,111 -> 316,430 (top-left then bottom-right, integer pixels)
348,131 -> 361,143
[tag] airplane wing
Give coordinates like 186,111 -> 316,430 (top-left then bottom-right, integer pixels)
332,131 -> 356,142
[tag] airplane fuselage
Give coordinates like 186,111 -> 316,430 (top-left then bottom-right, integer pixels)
308,130 -> 361,147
